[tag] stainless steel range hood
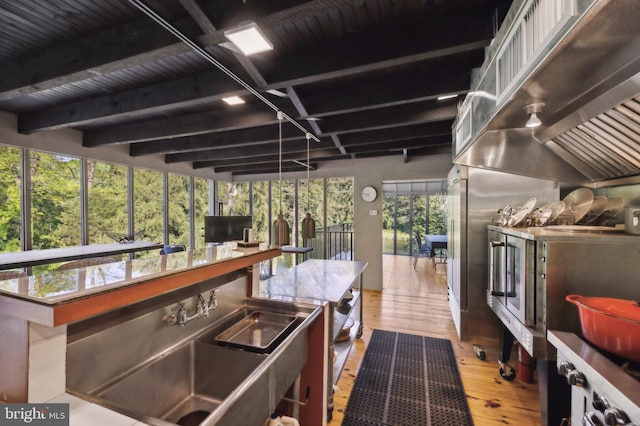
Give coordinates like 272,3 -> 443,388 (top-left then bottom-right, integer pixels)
454,0 -> 640,187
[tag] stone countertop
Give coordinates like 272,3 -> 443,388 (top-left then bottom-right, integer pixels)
257,259 -> 367,304
0,241 -> 163,270
0,245 -> 280,326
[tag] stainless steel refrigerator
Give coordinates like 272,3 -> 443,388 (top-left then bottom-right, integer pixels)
446,164 -> 558,348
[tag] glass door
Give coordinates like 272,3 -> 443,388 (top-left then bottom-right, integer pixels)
382,195 -> 413,255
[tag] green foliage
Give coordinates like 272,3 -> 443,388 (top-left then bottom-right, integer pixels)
88,161 -> 128,244
1,147 -> 356,255
134,168 -> 163,243
326,177 -> 354,226
428,196 -> 448,235
0,146 -> 21,252
382,193 -> 448,255
193,177 -> 209,248
168,174 -> 191,246
31,152 -> 81,249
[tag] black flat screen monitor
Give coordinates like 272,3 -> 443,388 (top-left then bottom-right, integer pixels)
204,216 -> 252,243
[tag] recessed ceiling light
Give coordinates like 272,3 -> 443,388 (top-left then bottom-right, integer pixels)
437,94 -> 458,101
223,96 -> 245,105
224,22 -> 273,56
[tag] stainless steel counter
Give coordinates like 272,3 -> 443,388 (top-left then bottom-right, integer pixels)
257,259 -> 367,421
257,259 -> 367,303
487,224 -> 640,242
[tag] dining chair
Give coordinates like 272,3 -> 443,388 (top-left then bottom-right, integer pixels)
413,233 -> 431,269
159,244 -> 186,255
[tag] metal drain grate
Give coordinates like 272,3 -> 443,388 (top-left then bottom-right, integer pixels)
342,330 -> 473,426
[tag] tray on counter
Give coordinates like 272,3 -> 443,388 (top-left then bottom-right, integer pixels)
215,311 -> 296,353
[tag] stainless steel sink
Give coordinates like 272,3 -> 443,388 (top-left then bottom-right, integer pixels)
95,341 -> 267,425
68,299 -> 321,426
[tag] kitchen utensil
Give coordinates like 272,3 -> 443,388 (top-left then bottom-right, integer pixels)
336,317 -> 355,342
566,295 -> 640,362
216,311 -> 297,353
521,198 -> 536,212
534,208 -> 552,226
495,205 -> 513,226
577,196 -> 608,225
596,197 -> 624,226
539,201 -> 566,225
507,206 -> 530,227
561,188 -> 593,224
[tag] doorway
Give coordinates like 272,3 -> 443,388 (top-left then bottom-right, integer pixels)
382,194 -> 427,256
381,180 -> 448,290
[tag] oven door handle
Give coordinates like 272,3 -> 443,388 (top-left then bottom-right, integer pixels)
506,244 -> 517,298
489,240 -> 505,296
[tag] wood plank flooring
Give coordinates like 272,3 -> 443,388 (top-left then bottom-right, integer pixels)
330,254 -> 542,425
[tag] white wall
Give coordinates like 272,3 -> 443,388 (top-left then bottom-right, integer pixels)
353,155 -> 453,291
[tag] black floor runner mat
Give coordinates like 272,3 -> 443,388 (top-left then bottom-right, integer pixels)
342,329 -> 473,426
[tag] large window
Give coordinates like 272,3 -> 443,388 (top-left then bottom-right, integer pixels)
218,181 -> 250,216
31,151 -> 81,249
168,174 -> 191,246
323,177 -> 354,260
0,146 -> 21,252
1,144 -> 359,264
88,160 -> 128,244
193,177 -> 209,248
252,181 -> 270,243
297,178 -> 324,243
381,180 -> 448,255
134,168 -> 163,244
271,179 -> 295,245
428,195 -> 447,235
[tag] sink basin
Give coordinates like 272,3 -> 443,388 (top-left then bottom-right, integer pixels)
68,300 -> 320,425
94,341 -> 267,425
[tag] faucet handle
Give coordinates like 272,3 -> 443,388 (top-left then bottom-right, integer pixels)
209,289 -> 218,310
177,303 -> 187,326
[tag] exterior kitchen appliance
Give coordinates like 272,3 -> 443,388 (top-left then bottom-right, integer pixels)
446,164 -> 558,351
549,330 -> 640,426
488,225 -> 640,425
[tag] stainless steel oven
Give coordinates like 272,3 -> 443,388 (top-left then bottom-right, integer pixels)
489,232 -> 535,327
487,225 -> 640,426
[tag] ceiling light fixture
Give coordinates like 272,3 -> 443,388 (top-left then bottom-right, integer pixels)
222,96 -> 245,105
272,111 -> 290,246
524,103 -> 545,128
302,132 -> 316,239
224,22 -> 273,56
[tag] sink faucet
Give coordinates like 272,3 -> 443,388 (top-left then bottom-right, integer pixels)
168,291 -> 218,326
176,304 -> 187,326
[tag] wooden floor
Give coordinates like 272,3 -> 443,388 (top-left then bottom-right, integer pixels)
330,254 -> 542,425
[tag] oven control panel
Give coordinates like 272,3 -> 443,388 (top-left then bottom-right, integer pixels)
549,331 -> 640,426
